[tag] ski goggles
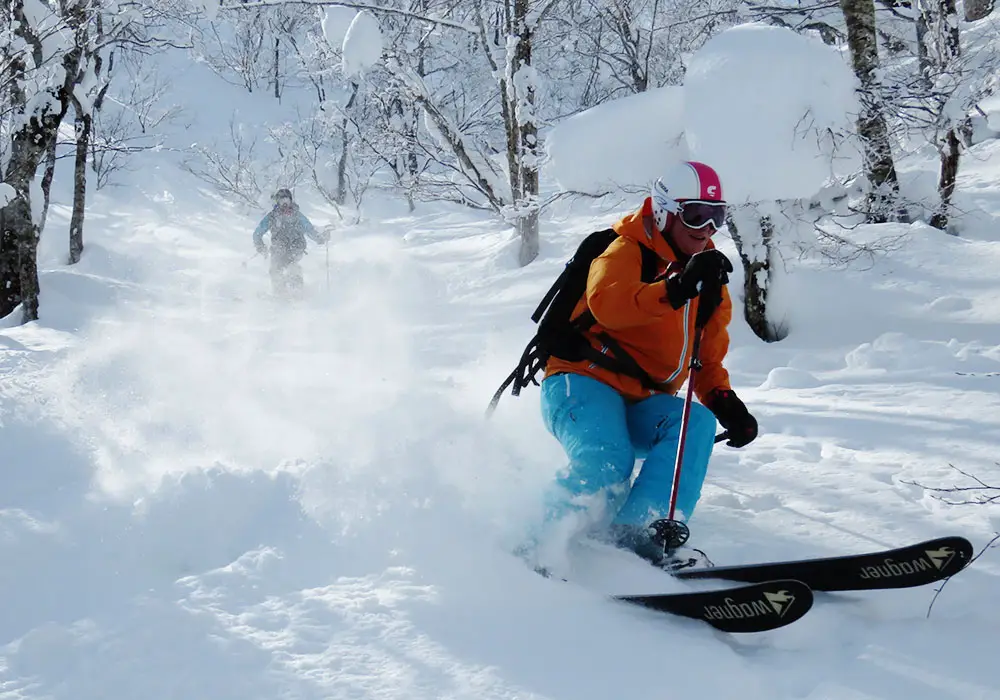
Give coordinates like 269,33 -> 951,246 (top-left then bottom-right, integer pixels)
678,200 -> 727,230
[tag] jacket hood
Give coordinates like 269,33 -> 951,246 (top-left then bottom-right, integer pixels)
611,197 -> 678,264
612,197 -> 717,265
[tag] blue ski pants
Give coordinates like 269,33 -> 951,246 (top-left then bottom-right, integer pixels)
540,372 -> 717,530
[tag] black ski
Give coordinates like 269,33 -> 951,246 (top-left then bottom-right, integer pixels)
617,579 -> 813,633
674,536 -> 973,592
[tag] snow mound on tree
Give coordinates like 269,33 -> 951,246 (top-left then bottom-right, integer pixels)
342,11 -> 383,78
684,23 -> 861,202
544,87 -> 687,195
321,7 -> 357,50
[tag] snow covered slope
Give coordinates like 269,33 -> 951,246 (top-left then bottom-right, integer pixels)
2,153 -> 1000,697
3,39 -> 1000,697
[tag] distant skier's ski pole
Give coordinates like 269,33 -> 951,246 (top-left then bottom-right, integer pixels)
241,251 -> 262,269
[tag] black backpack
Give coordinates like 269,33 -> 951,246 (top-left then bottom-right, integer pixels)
486,229 -> 660,416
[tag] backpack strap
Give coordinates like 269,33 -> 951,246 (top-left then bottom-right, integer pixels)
554,238 -> 664,391
638,241 -> 659,284
486,234 -> 666,417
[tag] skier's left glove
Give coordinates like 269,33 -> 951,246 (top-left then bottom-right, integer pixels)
707,388 -> 758,448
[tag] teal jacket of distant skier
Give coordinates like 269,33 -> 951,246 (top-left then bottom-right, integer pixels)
253,204 -> 325,253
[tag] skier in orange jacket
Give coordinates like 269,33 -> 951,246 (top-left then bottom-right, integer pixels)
536,161 -> 758,570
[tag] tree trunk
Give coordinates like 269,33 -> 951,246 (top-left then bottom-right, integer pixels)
39,135 -> 58,234
915,2 -> 932,89
839,0 -> 903,223
1,151 -> 45,323
929,128 -> 960,230
512,0 -> 538,266
406,107 -> 420,213
964,0 -> 995,20
273,36 -> 281,100
70,99 -> 92,264
926,0 -> 962,231
3,122 -> 55,322
728,205 -> 787,343
742,215 -> 773,341
0,208 -> 18,320
335,82 -> 359,205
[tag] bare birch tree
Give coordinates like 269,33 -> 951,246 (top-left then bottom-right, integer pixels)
0,0 -> 84,322
839,0 -> 905,223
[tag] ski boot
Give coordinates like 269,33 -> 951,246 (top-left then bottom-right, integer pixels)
649,519 -> 714,572
611,519 -> 713,572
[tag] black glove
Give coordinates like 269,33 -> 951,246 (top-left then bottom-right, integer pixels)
662,249 -> 734,311
707,388 -> 758,448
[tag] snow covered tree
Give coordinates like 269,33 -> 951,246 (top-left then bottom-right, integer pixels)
839,0 -> 905,222
908,0 -> 999,230
89,56 -> 180,191
369,0 -> 554,264
546,0 -> 738,109
0,0 -> 180,318
0,0 -> 85,322
480,0 -> 552,265
66,0 -> 103,265
859,0 -> 1000,230
919,0 -> 962,230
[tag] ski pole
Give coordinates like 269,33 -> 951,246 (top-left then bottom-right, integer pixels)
666,324 -> 706,523
661,273 -> 727,547
325,240 -> 330,293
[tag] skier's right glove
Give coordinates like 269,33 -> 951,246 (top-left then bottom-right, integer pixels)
662,249 -> 733,310
707,388 -> 758,448
256,243 -> 267,256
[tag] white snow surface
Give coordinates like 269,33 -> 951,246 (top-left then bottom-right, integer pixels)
685,23 -> 863,202
3,30 -> 1000,700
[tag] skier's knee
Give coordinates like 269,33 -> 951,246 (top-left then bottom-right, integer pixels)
562,443 -> 635,494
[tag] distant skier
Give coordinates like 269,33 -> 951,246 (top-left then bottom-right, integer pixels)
252,188 -> 328,297
524,161 -> 759,572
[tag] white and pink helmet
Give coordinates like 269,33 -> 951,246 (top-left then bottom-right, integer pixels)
650,161 -> 725,232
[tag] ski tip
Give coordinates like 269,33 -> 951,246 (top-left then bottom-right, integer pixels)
936,535 -> 975,576
701,579 -> 814,633
620,579 -> 814,634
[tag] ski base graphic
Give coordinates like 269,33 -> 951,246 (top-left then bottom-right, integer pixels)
675,536 -> 973,592
616,579 -> 813,633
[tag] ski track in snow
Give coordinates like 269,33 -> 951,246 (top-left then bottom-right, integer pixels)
1,182 -> 999,699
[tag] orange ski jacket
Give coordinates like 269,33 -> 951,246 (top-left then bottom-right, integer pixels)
544,198 -> 733,403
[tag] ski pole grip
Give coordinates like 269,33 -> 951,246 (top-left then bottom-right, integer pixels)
715,431 -> 729,443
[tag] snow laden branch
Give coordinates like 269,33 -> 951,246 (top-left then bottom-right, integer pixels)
389,57 -> 507,212
899,463 -> 1000,616
904,464 -> 1000,507
219,0 -> 477,33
